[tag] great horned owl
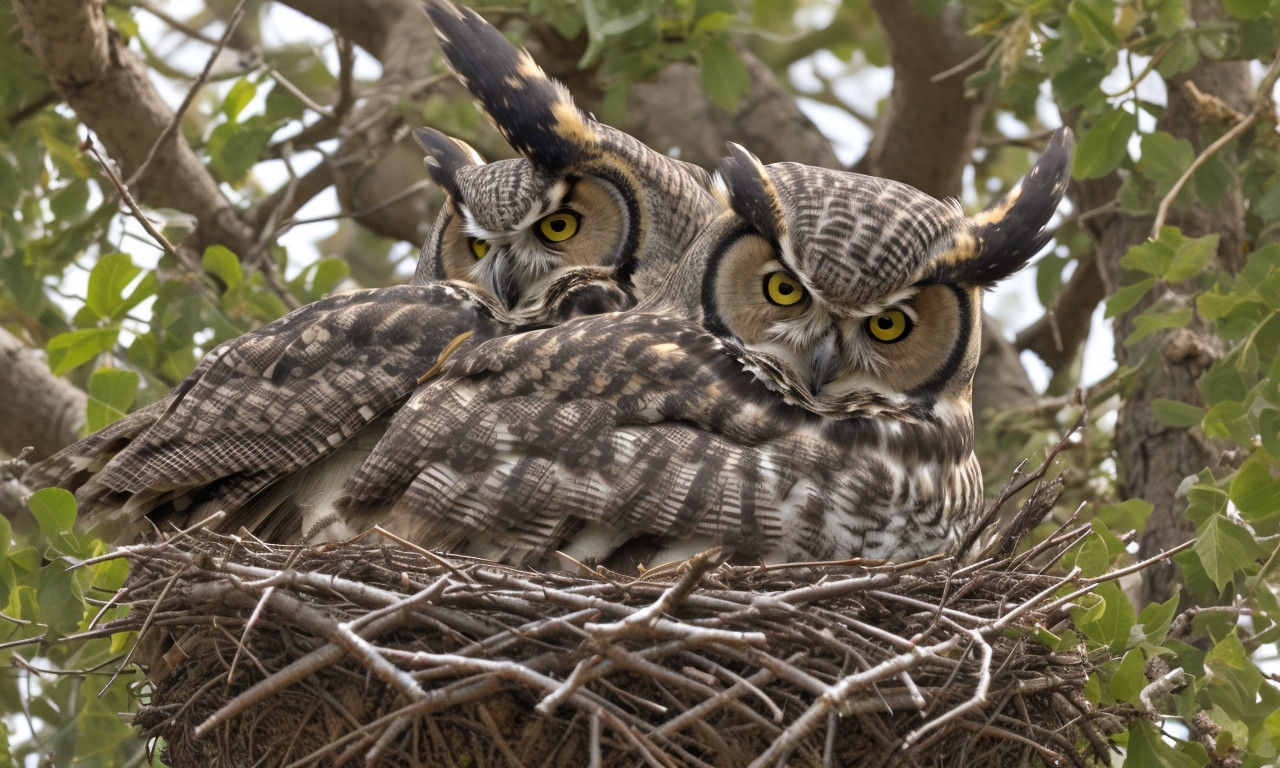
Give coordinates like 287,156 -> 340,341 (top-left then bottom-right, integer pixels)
23,3 -> 719,542
327,130 -> 1074,570
411,0 -> 719,323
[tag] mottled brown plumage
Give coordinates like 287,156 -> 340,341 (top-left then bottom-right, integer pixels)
326,130 -> 1074,568
24,284 -> 511,541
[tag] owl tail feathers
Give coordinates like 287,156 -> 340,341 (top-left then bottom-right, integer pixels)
421,0 -> 596,171
938,127 -> 1074,288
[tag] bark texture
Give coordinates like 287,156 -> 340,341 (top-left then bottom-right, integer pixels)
0,327 -> 86,461
858,0 -> 990,199
1078,0 -> 1253,605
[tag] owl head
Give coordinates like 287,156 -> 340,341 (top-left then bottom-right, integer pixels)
655,128 -> 1073,424
413,0 -> 718,321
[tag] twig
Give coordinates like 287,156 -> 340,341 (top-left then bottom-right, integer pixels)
587,549 -> 722,636
748,636 -> 964,767
82,138 -> 199,275
1150,56 -> 1280,237
126,0 -> 249,191
1140,667 -> 1186,713
1077,539 -> 1194,585
902,629 -> 992,745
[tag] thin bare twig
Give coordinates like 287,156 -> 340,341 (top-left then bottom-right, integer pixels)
126,0 -> 250,191
1151,56 -> 1280,237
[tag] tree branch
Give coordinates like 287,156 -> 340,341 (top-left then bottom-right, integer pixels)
0,328 -> 85,462
10,0 -> 257,258
858,0 -> 990,199
1014,254 -> 1106,377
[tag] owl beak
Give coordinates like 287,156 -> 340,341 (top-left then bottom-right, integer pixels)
807,331 -> 840,395
483,248 -> 523,310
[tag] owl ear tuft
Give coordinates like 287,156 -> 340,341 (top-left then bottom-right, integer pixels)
414,128 -> 485,201
422,0 -> 595,171
716,143 -> 787,244
942,127 -> 1073,287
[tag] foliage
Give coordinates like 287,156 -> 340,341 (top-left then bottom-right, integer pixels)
1,0 -> 1279,765
0,489 -> 150,767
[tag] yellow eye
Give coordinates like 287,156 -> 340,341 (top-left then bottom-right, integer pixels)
538,211 -> 579,243
764,272 -> 805,306
469,238 -> 490,259
867,310 -> 912,343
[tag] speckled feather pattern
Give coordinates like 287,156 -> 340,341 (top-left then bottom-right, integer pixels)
332,312 -> 983,566
25,284 -> 512,540
763,164 -> 966,306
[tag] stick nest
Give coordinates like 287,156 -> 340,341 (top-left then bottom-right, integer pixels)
100,513 -> 1131,768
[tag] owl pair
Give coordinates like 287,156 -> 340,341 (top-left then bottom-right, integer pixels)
24,0 -> 1073,569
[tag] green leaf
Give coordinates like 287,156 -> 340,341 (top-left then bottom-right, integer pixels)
1194,514 -> 1266,590
1197,286 -> 1241,320
1125,306 -> 1193,345
27,488 -> 77,540
1155,35 -> 1198,77
203,244 -> 243,293
1096,498 -> 1153,534
49,178 -> 90,221
89,555 -> 130,593
1202,399 -> 1252,445
1204,632 -> 1262,720
85,252 -> 143,320
1165,234 -> 1218,282
85,368 -> 139,432
1133,594 -> 1179,646
1109,649 -> 1146,703
1151,398 -> 1204,427
1083,672 -> 1101,707
1194,154 -> 1234,210
1066,0 -> 1120,56
1105,277 -> 1155,317
1073,109 -> 1136,180
45,327 -> 120,375
37,124 -> 90,179
1230,450 -> 1280,527
1074,581 -> 1135,650
1072,532 -> 1111,578
1261,409 -> 1280,461
1184,472 -> 1228,526
0,720 -> 11,768
289,257 -> 349,303
1051,57 -> 1110,108
33,559 -> 86,641
222,78 -> 257,121
699,37 -> 749,113
1125,720 -> 1207,768
207,115 -> 276,185
1137,132 -> 1194,189
1120,236 -> 1172,277
1224,0 -> 1268,18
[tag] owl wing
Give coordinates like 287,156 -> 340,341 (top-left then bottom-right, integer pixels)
334,312 -> 902,567
25,283 -> 510,540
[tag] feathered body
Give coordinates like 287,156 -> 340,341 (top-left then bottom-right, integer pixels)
323,130 -> 1075,568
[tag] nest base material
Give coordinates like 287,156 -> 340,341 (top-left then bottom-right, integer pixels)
101,526 -> 1129,768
